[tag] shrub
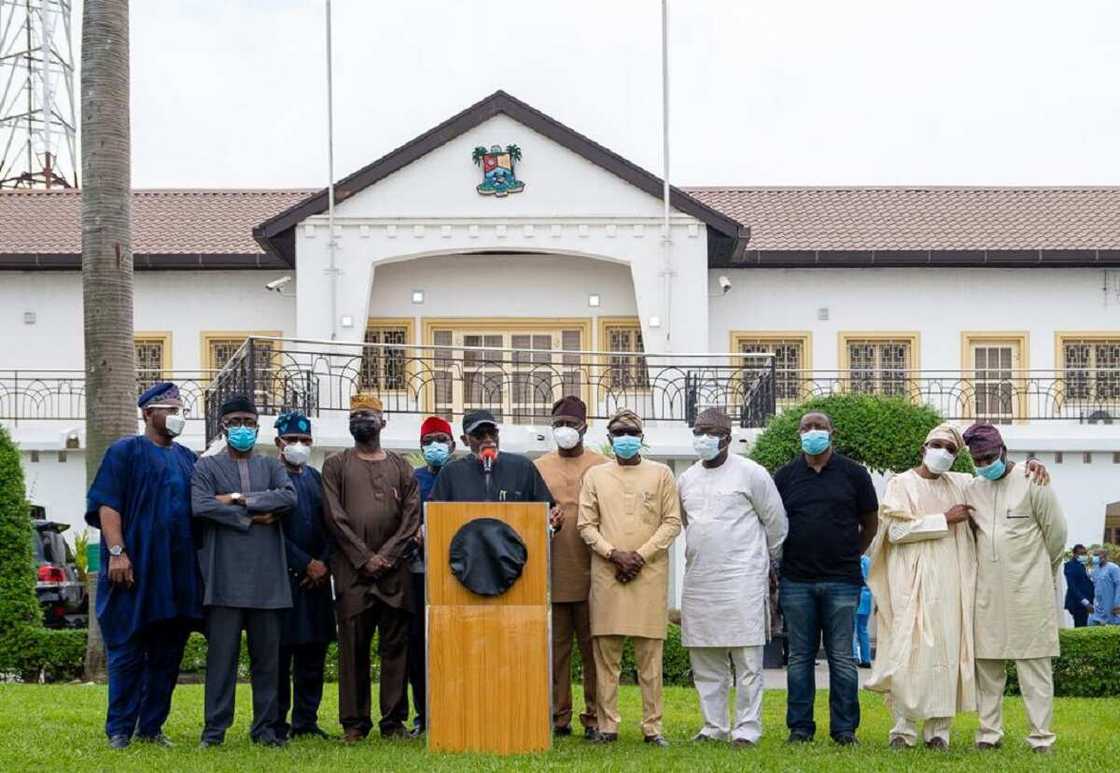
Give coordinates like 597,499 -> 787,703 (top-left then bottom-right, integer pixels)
749,394 -> 975,475
0,627 -> 87,683
0,424 -> 44,680
1007,625 -> 1120,697
569,624 -> 692,687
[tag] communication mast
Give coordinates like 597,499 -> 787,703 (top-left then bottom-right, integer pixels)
0,0 -> 77,188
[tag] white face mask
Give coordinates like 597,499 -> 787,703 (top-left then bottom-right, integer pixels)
163,413 -> 185,438
923,446 -> 955,475
282,441 -> 311,467
692,434 -> 722,461
553,426 -> 581,450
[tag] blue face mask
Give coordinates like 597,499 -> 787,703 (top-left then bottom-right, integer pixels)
422,441 -> 451,468
800,429 -> 830,455
612,435 -> 642,460
976,457 -> 1006,481
226,426 -> 258,452
1091,555 -> 1102,567
1078,554 -> 1090,565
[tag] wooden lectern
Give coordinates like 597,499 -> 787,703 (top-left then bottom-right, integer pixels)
425,501 -> 551,755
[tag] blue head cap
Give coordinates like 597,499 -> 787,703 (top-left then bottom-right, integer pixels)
274,411 -> 312,437
137,382 -> 179,409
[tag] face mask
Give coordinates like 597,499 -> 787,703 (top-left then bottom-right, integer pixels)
923,447 -> 955,475
281,442 -> 311,467
800,429 -> 830,455
422,441 -> 451,468
1077,555 -> 1089,565
976,457 -> 1006,481
1092,555 -> 1102,567
611,435 -> 642,460
553,426 -> 580,450
692,434 -> 722,461
350,419 -> 380,443
163,413 -> 185,438
226,426 -> 257,452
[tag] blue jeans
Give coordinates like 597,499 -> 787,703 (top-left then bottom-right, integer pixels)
105,620 -> 191,738
779,578 -> 861,738
853,612 -> 871,662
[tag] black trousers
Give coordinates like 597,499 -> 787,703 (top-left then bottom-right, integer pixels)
338,601 -> 410,736
274,641 -> 329,738
202,606 -> 282,744
405,571 -> 426,729
1070,606 -> 1089,628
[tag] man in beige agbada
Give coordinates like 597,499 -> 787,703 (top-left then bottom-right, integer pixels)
865,423 -> 978,750
963,423 -> 1066,754
578,409 -> 681,747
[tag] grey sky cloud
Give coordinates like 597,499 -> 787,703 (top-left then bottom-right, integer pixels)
107,0 -> 1120,188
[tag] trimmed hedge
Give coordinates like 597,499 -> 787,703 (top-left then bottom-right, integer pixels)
569,624 -> 691,687
1007,625 -> 1120,697
750,393 -> 974,475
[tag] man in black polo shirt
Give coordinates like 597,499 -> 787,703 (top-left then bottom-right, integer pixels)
429,409 -> 554,505
773,411 -> 878,746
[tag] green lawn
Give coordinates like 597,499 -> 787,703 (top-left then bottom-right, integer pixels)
0,683 -> 1116,771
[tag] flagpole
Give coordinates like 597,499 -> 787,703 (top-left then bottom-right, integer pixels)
661,0 -> 673,348
325,0 -> 338,341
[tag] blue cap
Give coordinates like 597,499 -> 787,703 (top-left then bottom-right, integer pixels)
274,411 -> 312,437
137,382 -> 179,409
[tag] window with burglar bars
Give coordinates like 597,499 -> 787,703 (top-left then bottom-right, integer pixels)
134,336 -> 169,395
843,337 -> 914,397
604,323 -> 648,389
1061,337 -> 1120,403
736,336 -> 806,402
428,326 -> 586,423
360,325 -> 409,391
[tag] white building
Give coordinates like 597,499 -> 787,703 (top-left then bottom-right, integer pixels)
4,91 -> 1120,605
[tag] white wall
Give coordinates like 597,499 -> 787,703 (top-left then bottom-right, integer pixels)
367,252 -> 637,327
709,267 -> 1120,369
0,270 -> 296,371
22,449 -> 90,536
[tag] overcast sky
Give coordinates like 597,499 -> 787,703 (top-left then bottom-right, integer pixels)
91,0 -> 1120,188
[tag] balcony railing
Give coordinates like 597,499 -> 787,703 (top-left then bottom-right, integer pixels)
6,343 -> 1120,445
201,338 -> 778,444
0,370 -> 215,424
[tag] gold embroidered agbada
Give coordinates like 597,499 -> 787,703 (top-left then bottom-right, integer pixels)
865,469 -> 978,719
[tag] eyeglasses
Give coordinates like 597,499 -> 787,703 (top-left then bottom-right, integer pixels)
610,428 -> 642,437
223,417 -> 258,429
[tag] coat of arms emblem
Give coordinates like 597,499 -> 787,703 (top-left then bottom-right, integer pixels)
472,144 -> 525,197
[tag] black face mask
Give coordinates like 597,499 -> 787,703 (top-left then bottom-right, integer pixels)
350,419 -> 380,443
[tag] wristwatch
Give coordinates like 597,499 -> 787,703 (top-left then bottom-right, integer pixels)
108,544 -> 125,557
230,492 -> 244,505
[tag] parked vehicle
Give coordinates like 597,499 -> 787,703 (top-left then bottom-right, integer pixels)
31,508 -> 88,628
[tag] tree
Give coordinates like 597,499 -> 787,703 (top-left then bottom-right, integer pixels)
81,0 -> 135,682
749,394 -> 975,475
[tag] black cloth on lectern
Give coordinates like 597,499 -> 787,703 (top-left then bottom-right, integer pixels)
448,518 -> 528,596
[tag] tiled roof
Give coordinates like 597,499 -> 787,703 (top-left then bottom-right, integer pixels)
0,189 -> 311,268
688,186 -> 1120,252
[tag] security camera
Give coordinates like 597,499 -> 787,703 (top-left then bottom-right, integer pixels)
718,275 -> 732,294
265,275 -> 293,292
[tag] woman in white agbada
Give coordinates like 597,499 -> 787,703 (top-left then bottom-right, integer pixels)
865,423 -> 977,749
678,408 -> 787,748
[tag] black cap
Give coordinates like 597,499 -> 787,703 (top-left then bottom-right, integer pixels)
463,409 -> 498,435
220,394 -> 257,417
448,517 -> 527,596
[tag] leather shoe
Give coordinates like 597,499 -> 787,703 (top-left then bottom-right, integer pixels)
692,732 -> 718,742
832,733 -> 858,746
644,734 -> 670,748
925,738 -> 948,750
291,726 -> 331,740
889,737 -> 910,750
787,731 -> 813,744
408,726 -> 426,738
108,735 -> 131,750
732,738 -> 756,749
975,741 -> 1002,751
381,725 -> 408,740
342,730 -> 366,745
252,734 -> 287,748
198,739 -> 223,749
135,733 -> 173,748
584,726 -> 598,740
589,731 -> 618,743
1033,746 -> 1054,754
553,725 -> 572,737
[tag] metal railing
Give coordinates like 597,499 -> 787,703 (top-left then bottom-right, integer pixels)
0,370 -> 215,424
201,337 -> 778,443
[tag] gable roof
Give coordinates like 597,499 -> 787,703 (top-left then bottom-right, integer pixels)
0,188 -> 310,269
690,186 -> 1120,267
253,90 -> 749,266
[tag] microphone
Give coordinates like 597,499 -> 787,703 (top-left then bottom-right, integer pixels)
480,447 -> 497,473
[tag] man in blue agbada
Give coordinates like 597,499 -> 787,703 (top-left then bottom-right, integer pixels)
85,382 -> 204,750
